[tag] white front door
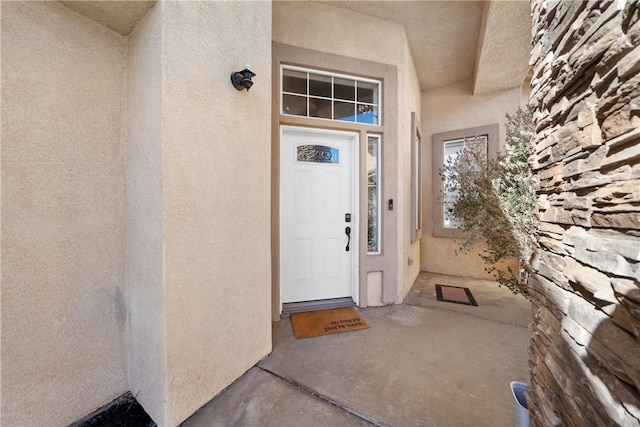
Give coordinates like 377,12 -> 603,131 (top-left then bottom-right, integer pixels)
280,126 -> 358,307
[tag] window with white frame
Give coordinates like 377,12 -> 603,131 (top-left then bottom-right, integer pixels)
367,134 -> 381,254
410,112 -> 422,243
281,66 -> 381,125
442,136 -> 488,228
433,124 -> 499,238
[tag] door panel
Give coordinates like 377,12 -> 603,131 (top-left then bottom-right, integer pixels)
323,237 -> 341,280
280,127 -> 357,305
294,238 -> 313,281
294,171 -> 313,223
322,172 -> 341,223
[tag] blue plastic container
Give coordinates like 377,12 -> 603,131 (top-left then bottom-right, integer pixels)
510,381 -> 529,427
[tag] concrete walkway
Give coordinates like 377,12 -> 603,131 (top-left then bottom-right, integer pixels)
183,273 -> 531,426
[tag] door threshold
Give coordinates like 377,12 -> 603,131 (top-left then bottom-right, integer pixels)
282,297 -> 355,315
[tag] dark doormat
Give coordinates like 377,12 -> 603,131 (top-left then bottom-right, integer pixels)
435,284 -> 478,306
290,307 -> 370,339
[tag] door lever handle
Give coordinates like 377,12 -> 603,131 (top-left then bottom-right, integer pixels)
345,226 -> 351,252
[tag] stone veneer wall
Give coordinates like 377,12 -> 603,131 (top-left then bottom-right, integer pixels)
528,1 -> 640,426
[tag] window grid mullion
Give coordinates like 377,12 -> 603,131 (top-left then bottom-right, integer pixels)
282,66 -> 381,125
331,77 -> 335,120
306,72 -> 310,118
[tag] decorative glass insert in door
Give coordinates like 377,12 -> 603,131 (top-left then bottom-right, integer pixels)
282,66 -> 381,125
367,135 -> 381,254
296,145 -> 339,164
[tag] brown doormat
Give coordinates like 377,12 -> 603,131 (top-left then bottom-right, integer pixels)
435,284 -> 478,306
290,307 -> 370,339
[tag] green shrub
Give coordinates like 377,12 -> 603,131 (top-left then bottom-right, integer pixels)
441,107 -> 536,298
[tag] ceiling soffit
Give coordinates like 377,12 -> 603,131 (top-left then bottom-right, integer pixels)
320,1 -> 531,94
59,1 -> 156,36
321,1 -> 484,91
473,1 -> 532,95
60,0 -> 530,94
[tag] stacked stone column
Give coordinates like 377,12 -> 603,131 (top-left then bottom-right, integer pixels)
528,1 -> 640,425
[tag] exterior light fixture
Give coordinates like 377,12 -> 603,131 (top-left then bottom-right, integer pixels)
231,66 -> 256,91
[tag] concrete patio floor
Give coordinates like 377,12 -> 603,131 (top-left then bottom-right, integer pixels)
183,272 -> 531,426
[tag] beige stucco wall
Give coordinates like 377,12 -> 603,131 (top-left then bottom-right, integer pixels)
273,1 -> 421,304
126,3 -> 167,424
273,1 -> 406,65
420,81 -> 521,278
1,2 -> 128,425
161,2 -> 272,425
3,1 -> 272,425
400,39 -> 422,301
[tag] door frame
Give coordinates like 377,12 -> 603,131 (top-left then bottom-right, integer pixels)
272,43 -> 400,322
279,125 -> 360,313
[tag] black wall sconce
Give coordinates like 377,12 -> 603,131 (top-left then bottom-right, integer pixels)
231,67 -> 256,91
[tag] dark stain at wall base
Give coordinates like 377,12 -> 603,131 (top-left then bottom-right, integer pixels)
74,392 -> 155,427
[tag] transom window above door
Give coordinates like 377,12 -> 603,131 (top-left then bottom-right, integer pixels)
281,66 -> 381,125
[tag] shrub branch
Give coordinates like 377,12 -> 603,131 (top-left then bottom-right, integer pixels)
441,107 -> 536,298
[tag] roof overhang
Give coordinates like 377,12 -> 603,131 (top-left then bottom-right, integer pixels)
60,0 -> 532,94
473,1 -> 532,95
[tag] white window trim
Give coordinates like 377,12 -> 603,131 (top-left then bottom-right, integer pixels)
432,124 -> 499,239
367,134 -> 382,254
280,65 -> 382,126
410,112 -> 422,243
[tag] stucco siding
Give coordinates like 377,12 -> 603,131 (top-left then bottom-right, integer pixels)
273,1 -> 405,67
161,2 -> 273,425
421,81 -> 521,278
400,37 -> 422,301
126,3 -> 167,424
1,2 -> 128,425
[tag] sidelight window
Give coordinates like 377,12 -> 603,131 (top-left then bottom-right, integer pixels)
367,135 -> 381,254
